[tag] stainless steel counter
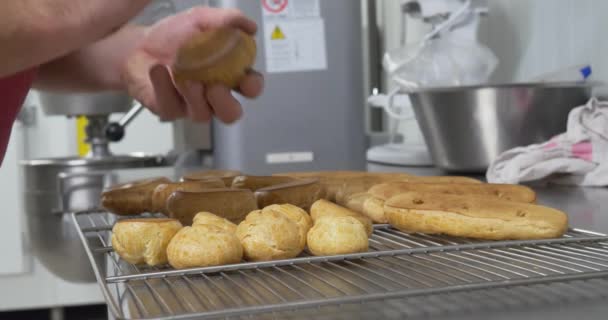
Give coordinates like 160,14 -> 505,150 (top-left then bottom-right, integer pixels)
90,166 -> 608,320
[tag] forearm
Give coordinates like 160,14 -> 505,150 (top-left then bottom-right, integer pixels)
34,25 -> 147,92
0,0 -> 150,77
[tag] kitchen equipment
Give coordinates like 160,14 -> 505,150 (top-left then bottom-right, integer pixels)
21,156 -> 165,283
210,0 -> 367,174
409,82 -> 594,172
73,208 -> 608,319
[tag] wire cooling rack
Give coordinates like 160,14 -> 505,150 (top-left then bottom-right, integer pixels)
73,210 -> 608,320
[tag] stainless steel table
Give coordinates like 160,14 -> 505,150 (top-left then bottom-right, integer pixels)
76,166 -> 608,320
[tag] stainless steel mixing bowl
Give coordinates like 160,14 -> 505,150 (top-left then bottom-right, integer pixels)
22,155 -> 167,282
409,82 -> 594,172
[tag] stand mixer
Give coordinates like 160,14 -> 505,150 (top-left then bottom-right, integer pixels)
21,92 -> 167,282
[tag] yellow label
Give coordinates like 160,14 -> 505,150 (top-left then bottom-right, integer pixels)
76,116 -> 90,157
271,25 -> 286,40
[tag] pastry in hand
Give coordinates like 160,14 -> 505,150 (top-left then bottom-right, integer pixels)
167,225 -> 243,269
172,28 -> 256,88
236,210 -> 303,261
307,216 -> 369,256
111,218 -> 182,266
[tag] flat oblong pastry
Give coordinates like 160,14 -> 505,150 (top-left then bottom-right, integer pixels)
101,177 -> 171,215
385,192 -> 568,240
167,188 -> 257,225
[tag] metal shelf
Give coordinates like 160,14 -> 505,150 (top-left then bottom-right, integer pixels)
73,210 -> 608,320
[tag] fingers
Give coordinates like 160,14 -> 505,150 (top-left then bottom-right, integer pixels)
238,70 -> 264,99
176,81 -> 213,122
149,64 -> 187,121
189,7 -> 257,35
206,85 -> 243,123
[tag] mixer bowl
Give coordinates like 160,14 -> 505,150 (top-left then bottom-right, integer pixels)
38,91 -> 133,116
22,154 -> 167,282
409,82 -> 594,172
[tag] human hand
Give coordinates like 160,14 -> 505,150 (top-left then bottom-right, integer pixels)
121,7 -> 264,123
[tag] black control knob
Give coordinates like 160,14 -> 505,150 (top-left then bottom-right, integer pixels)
105,122 -> 125,142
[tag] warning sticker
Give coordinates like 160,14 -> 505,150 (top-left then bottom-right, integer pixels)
270,26 -> 286,40
261,0 -> 326,73
262,0 -> 320,18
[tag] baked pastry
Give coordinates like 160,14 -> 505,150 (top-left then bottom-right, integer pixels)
192,211 -> 237,234
167,188 -> 257,225
342,192 -> 373,214
150,179 -> 226,214
310,199 -> 373,236
255,179 -> 324,210
167,225 -> 243,269
385,192 -> 569,240
231,175 -> 296,191
359,182 -> 537,224
335,175 -> 482,205
236,210 -> 303,261
181,169 -> 242,186
101,177 -> 171,215
307,216 -> 369,256
361,196 -> 388,223
369,182 -> 536,203
274,171 -> 412,201
172,28 -> 256,88
262,204 -> 312,248
111,218 -> 183,266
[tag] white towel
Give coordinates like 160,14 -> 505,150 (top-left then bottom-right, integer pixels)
486,98 -> 608,186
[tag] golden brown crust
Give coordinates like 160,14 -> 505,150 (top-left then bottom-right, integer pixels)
274,171 -> 412,202
101,177 -> 171,215
111,218 -> 183,266
236,210 -> 303,261
362,196 -> 388,223
255,178 -> 324,210
181,169 -> 241,183
262,204 -> 313,248
150,180 -> 226,214
172,28 -> 256,88
385,193 -> 568,240
307,216 -> 369,256
167,188 -> 257,225
192,212 -> 238,234
167,225 -> 243,269
310,199 -> 373,236
342,192 -> 371,213
231,175 -> 296,191
369,182 -> 536,203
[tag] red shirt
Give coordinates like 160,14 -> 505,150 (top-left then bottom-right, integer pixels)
0,69 -> 36,164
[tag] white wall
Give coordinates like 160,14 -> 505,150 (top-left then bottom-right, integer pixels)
477,0 -> 606,93
378,0 -> 607,91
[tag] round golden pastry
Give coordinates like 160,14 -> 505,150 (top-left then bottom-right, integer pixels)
111,218 -> 183,266
167,225 -> 243,269
172,28 -> 256,88
192,211 -> 238,234
236,210 -> 303,261
310,199 -> 373,236
307,216 -> 369,256
262,204 -> 313,248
